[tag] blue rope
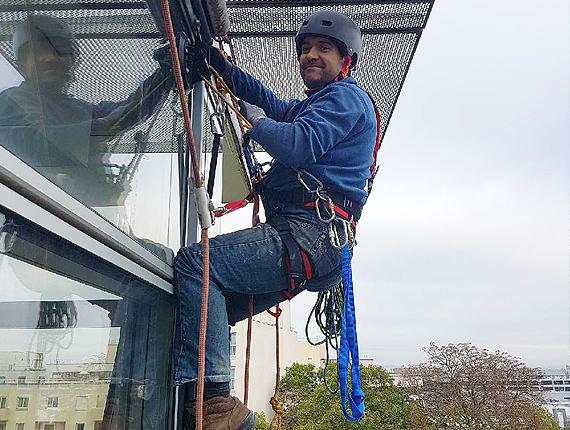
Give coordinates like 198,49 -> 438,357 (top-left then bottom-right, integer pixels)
337,246 -> 365,422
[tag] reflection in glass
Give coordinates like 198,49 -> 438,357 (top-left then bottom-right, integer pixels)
0,207 -> 174,430
0,14 -> 180,262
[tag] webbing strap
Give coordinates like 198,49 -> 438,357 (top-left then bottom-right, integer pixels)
206,133 -> 222,199
338,246 -> 365,422
270,216 -> 307,290
213,193 -> 253,217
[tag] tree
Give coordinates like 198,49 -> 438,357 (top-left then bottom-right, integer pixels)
401,342 -> 555,430
277,362 -> 411,430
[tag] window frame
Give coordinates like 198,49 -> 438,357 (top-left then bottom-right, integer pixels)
230,332 -> 237,357
0,147 -> 173,290
75,396 -> 88,411
0,397 -> 6,408
0,175 -> 172,294
46,397 -> 59,408
16,397 -> 29,409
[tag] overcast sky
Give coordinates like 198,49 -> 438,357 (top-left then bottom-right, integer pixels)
223,0 -> 569,368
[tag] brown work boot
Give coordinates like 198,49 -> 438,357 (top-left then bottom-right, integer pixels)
185,396 -> 257,430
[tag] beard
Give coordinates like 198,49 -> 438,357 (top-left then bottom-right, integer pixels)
29,61 -> 74,94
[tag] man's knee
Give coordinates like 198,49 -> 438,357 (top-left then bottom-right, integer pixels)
174,244 -> 203,277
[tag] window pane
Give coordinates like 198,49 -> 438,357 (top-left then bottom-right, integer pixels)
0,397 -> 6,408
0,16 -> 181,263
230,332 -> 237,356
0,206 -> 174,430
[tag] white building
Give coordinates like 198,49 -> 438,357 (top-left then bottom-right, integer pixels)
229,301 -> 298,419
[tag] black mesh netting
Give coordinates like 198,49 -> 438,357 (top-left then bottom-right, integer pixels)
0,0 -> 433,153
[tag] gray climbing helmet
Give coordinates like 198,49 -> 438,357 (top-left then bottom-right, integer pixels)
12,15 -> 76,63
295,10 -> 362,69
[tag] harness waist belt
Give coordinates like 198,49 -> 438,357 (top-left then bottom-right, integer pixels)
256,185 -> 362,222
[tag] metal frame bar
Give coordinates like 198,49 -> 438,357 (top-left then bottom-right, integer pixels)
226,0 -> 433,6
228,27 -> 423,38
0,145 -> 174,284
184,80 -> 205,246
0,181 -> 173,294
0,2 -> 148,12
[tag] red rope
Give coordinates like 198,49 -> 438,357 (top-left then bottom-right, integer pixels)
158,2 -> 209,430
243,295 -> 253,406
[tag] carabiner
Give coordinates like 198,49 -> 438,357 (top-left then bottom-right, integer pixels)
209,112 -> 224,136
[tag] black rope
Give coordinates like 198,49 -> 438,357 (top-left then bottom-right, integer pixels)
305,283 -> 344,394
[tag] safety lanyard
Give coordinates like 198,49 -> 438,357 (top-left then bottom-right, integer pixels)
338,246 -> 365,421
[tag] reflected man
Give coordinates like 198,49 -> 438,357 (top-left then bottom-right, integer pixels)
0,15 -> 173,209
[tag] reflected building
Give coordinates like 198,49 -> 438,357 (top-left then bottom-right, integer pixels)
0,343 -> 117,430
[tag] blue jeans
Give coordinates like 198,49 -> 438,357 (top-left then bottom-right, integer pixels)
173,206 -> 343,385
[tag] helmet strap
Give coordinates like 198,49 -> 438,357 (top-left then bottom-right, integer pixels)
340,55 -> 352,78
333,55 -> 352,83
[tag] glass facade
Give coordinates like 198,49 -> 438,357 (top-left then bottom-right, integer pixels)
0,14 -> 181,263
0,206 -> 175,430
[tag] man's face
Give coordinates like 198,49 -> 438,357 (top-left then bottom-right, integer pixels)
299,36 -> 346,90
18,40 -> 74,93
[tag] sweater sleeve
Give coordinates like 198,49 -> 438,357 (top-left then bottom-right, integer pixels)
227,66 -> 293,121
249,85 -> 365,169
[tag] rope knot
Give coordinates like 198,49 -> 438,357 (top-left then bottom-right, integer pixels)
269,395 -> 284,430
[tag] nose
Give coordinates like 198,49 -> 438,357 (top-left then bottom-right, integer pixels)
305,46 -> 319,60
34,44 -> 59,62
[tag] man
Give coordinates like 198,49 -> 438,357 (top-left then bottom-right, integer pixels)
0,14 -> 173,209
174,10 -> 377,430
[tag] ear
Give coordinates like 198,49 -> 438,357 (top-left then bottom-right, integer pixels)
340,55 -> 352,78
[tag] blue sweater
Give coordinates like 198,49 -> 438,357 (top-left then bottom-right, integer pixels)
228,67 -> 376,206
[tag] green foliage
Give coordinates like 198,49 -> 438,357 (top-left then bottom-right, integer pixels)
253,412 -> 271,430
279,362 -> 411,430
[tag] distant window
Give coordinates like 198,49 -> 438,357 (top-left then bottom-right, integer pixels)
0,377 -> 5,385
565,387 -> 570,391
38,376 -> 45,384
44,425 -> 54,430
75,396 -> 88,411
565,380 -> 570,384
47,397 -> 58,408
76,424 -> 85,430
554,380 -> 564,385
0,422 -> 6,430
543,387 -> 553,391
93,422 -> 103,430
555,387 -> 564,391
96,395 -> 106,408
15,424 -> 24,430
17,376 -> 26,385
16,397 -> 29,409
541,380 -> 553,385
230,332 -> 237,356
0,398 -> 6,408
230,367 -> 235,392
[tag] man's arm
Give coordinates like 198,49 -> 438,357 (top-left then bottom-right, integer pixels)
93,67 -> 173,134
226,66 -> 293,122
249,85 -> 369,169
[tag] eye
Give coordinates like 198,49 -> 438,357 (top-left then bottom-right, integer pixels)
301,45 -> 311,54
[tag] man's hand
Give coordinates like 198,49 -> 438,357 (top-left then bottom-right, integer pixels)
238,100 -> 267,126
208,46 -> 233,80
